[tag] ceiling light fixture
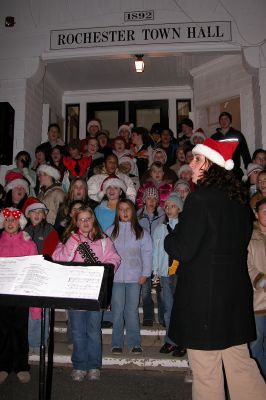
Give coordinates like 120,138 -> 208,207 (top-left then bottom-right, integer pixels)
135,54 -> 144,73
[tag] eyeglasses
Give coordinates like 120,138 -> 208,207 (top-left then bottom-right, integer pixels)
78,217 -> 93,223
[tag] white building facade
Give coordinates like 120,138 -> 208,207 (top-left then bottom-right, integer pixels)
0,0 -> 266,181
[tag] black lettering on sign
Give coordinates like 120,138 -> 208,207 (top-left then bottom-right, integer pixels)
124,10 -> 154,22
58,34 -> 66,46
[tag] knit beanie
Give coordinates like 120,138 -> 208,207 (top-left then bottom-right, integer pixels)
165,192 -> 184,211
22,196 -> 49,217
5,171 -> 29,194
174,179 -> 191,192
177,164 -> 192,178
143,186 -> 159,202
242,163 -> 264,182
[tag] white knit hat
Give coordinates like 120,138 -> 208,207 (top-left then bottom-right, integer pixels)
192,138 -> 239,171
242,163 -> 263,182
37,164 -> 60,181
177,164 -> 192,179
0,207 -> 27,230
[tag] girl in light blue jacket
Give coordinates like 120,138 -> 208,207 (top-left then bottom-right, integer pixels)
106,199 -> 152,354
153,192 -> 185,357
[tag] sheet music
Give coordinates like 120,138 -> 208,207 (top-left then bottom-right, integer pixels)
0,255 -> 104,300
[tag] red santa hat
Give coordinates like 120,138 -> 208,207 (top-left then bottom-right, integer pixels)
37,164 -> 60,181
118,122 -> 134,136
0,207 -> 28,230
192,138 -> 239,170
22,196 -> 49,217
5,171 -> 29,193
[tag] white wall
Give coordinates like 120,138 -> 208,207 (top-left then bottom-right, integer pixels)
191,55 -> 256,153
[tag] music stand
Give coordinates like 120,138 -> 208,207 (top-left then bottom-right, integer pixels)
0,261 -> 114,400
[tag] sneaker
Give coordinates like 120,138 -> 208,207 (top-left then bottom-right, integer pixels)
101,321 -> 113,328
184,368 -> 193,383
130,346 -> 143,354
111,347 -> 123,355
71,369 -> 87,382
159,342 -> 177,354
0,371 -> 8,384
142,319 -> 153,326
88,369 -> 100,381
17,371 -> 31,384
172,345 -> 187,357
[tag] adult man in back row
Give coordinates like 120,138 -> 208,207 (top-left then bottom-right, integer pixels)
211,111 -> 251,179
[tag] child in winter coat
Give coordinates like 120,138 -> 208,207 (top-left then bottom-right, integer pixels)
106,199 -> 153,354
0,208 -> 38,384
52,206 -> 120,382
248,198 -> 266,379
152,192 -> 186,357
23,197 -> 59,353
136,161 -> 173,209
137,187 -> 165,326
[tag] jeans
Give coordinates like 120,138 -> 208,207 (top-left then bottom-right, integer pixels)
160,275 -> 177,345
141,277 -> 154,321
68,310 -> 103,371
249,314 -> 266,379
28,309 -> 49,347
141,277 -> 165,323
111,282 -> 141,349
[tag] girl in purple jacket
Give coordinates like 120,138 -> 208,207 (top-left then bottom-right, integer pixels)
106,199 -> 152,355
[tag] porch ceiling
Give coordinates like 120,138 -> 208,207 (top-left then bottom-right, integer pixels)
45,53 -> 229,92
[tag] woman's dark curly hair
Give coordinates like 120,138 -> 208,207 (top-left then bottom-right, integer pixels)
198,161 -> 248,205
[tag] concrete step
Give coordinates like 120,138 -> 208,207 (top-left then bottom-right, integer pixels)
54,307 -> 160,322
29,343 -> 189,371
53,321 -> 166,346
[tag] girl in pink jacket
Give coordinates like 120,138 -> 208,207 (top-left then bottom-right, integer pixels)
52,206 -> 120,382
136,161 -> 173,209
0,208 -> 38,385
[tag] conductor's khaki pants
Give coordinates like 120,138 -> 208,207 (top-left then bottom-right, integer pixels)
187,344 -> 266,400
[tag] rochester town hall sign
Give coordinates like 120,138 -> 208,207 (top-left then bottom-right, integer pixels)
50,15 -> 231,50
